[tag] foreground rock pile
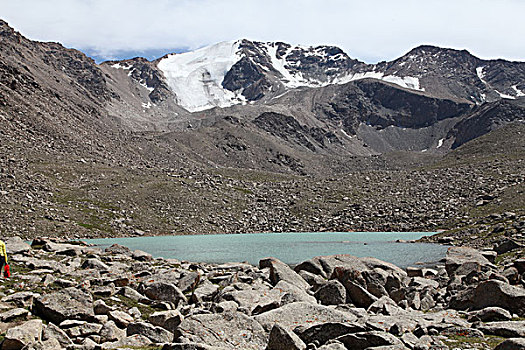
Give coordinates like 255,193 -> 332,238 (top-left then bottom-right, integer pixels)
0,237 -> 524,349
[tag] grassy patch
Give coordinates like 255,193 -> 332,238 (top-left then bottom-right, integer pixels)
104,295 -> 156,320
442,334 -> 504,349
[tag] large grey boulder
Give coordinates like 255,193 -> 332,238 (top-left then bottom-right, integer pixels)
274,280 -> 317,305
175,311 -> 267,349
127,322 -> 174,343
295,255 -> 407,283
177,271 -> 201,293
266,324 -> 306,350
99,320 -> 126,343
260,257 -> 310,290
108,310 -> 134,328
449,280 -> 525,316
476,321 -> 525,338
294,322 -> 368,347
220,284 -> 282,315
254,302 -> 357,332
2,319 -> 43,350
5,236 -> 31,254
300,255 -> 407,305
41,322 -> 73,348
0,308 -> 29,322
445,247 -> 495,276
314,280 -> 346,305
467,307 -> 512,322
81,258 -> 109,270
144,282 -> 187,306
335,331 -> 405,349
105,244 -> 132,255
149,310 -> 184,332
33,287 -> 94,324
495,338 -> 525,350
1,292 -> 40,308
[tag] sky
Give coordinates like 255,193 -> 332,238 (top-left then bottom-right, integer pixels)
1,0 -> 524,63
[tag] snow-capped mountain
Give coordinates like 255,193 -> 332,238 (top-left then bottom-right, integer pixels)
109,39 -> 525,113
148,39 -> 431,112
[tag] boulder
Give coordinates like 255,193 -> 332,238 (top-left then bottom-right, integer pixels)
119,286 -> 149,302
294,322 -> 368,346
81,258 -> 109,270
266,324 -> 306,350
65,322 -> 103,338
149,310 -> 184,332
314,280 -> 346,305
41,323 -> 72,348
335,331 -> 405,349
94,299 -> 114,315
367,296 -> 402,315
467,307 -> 512,322
296,255 -> 406,285
144,282 -> 187,306
445,247 -> 495,277
132,249 -> 153,261
127,322 -> 174,343
5,236 -> 31,254
108,310 -> 134,328
2,319 -> 43,350
33,287 -> 94,324
274,280 -> 317,305
1,292 -> 40,308
260,257 -> 310,290
254,302 -> 357,332
221,284 -> 280,315
177,271 -> 201,293
514,259 -> 525,274
0,308 -> 29,322
99,320 -> 126,343
494,240 -> 522,255
495,338 -> 525,350
105,244 -> 132,255
476,321 -> 525,338
449,280 -> 525,316
174,311 -> 267,349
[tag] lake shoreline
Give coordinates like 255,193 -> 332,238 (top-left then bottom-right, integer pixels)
2,236 -> 524,349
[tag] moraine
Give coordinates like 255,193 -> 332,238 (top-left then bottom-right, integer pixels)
83,231 -> 447,267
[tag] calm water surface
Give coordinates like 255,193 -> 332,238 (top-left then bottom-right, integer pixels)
85,232 -> 447,267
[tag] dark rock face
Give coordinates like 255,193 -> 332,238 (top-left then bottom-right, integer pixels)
112,57 -> 173,104
253,112 -> 339,151
449,99 -> 525,148
222,57 -> 269,101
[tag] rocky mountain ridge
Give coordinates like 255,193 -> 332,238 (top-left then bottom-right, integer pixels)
116,39 -> 525,113
0,19 -> 524,241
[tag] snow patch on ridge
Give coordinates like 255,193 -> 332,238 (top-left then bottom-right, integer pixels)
158,41 -> 245,112
512,85 -> 525,97
495,90 -> 516,100
476,67 -> 486,83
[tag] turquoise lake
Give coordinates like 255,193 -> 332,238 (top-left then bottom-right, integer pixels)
85,232 -> 448,267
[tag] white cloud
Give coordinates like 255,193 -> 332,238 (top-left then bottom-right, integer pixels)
1,0 -> 524,62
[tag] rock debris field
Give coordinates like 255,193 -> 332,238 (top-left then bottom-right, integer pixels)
0,236 -> 524,350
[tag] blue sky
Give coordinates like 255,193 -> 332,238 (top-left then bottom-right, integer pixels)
2,0 -> 524,63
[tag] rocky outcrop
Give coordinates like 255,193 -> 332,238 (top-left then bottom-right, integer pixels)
449,280 -> 525,316
0,237 -> 524,350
